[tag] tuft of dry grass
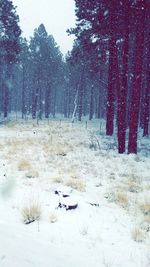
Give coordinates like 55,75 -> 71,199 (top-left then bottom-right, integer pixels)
21,203 -> 41,224
131,227 -> 145,242
141,200 -> 150,216
65,178 -> 86,192
126,180 -> 142,193
18,159 -> 32,171
114,191 -> 128,208
52,176 -> 63,184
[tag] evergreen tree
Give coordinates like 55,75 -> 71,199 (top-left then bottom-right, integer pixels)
30,24 -> 63,119
0,0 -> 21,118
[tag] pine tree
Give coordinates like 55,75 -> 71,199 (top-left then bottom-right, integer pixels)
30,24 -> 63,119
0,0 -> 21,118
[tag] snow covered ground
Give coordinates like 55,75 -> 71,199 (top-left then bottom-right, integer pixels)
0,118 -> 149,267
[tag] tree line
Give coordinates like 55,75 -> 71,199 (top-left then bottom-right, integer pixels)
68,0 -> 150,154
0,0 -> 149,154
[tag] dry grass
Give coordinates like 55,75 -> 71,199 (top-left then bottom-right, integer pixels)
52,176 -> 63,184
114,191 -> 128,208
131,227 -> 145,242
65,178 -> 86,192
6,122 -> 18,128
55,147 -> 67,156
21,203 -> 41,224
43,143 -> 67,156
141,200 -> 150,216
126,179 -> 142,193
18,159 -> 32,171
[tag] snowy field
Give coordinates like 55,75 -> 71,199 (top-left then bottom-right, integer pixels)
0,118 -> 150,267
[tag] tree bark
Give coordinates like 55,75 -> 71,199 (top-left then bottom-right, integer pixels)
22,65 -> 26,119
143,76 -> 150,137
117,2 -> 130,153
78,68 -> 84,121
128,2 -> 146,153
89,85 -> 94,120
106,35 -> 117,136
32,87 -> 39,119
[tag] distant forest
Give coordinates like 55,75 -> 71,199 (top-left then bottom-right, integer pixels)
0,0 -> 149,154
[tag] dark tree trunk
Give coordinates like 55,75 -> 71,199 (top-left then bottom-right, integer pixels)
143,79 -> 150,137
38,87 -> 43,119
4,85 -> 9,118
97,86 -> 101,119
106,35 -> 116,136
143,11 -> 150,137
89,85 -> 94,120
4,65 -> 12,118
52,87 -> 56,118
64,86 -> 69,118
45,86 -> 51,118
106,1 -> 119,136
78,86 -> 83,121
128,2 -> 146,154
32,87 -> 39,119
78,68 -> 84,121
117,2 -> 130,153
22,65 -> 26,119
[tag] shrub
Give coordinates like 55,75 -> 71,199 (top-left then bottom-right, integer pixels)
132,227 -> 145,242
21,203 -> 41,224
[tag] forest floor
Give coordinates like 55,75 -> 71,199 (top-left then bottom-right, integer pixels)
0,118 -> 150,267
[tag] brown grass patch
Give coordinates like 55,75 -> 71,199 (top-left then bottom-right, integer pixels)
65,178 -> 86,192
51,175 -> 63,184
141,200 -> 150,215
18,159 -> 32,171
115,191 -> 128,208
132,227 -> 145,242
21,203 -> 41,224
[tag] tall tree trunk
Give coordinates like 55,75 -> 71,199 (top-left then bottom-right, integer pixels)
117,2 -> 130,153
32,87 -> 39,119
38,87 -> 42,119
78,68 -> 84,121
106,35 -> 117,135
4,85 -> 9,118
106,3 -> 118,136
143,76 -> 150,137
22,65 -> 26,119
98,86 -> 101,119
4,65 -> 12,118
64,86 -> 69,118
128,2 -> 146,154
89,85 -> 94,120
143,10 -> 150,137
45,86 -> 51,118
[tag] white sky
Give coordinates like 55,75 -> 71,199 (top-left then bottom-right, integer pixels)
12,0 -> 76,55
